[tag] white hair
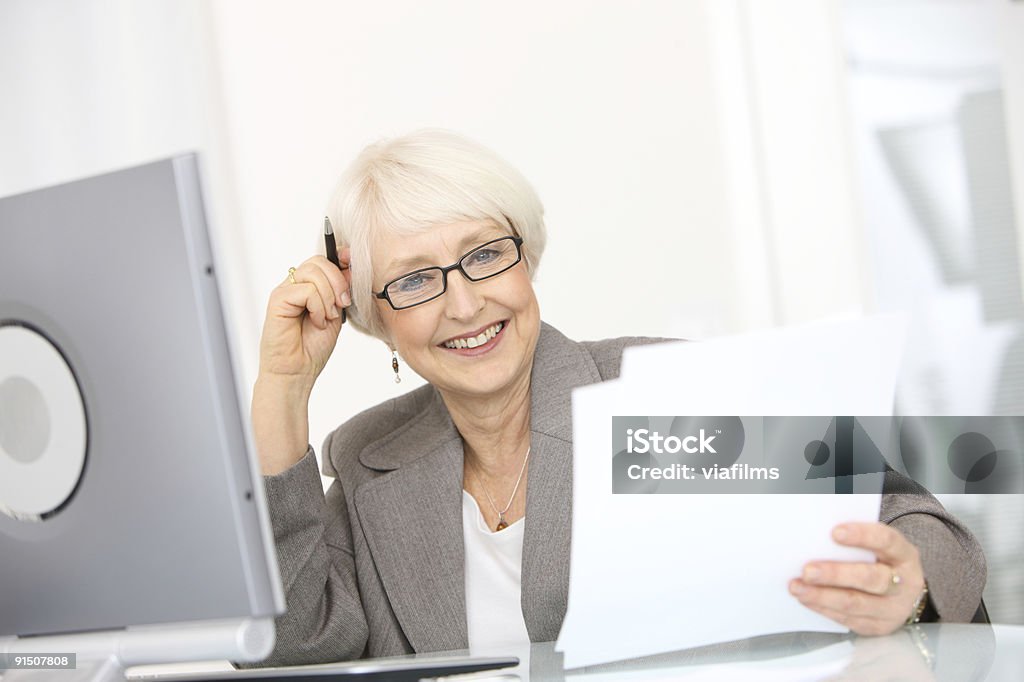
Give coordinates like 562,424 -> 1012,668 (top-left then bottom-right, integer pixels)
326,129 -> 547,342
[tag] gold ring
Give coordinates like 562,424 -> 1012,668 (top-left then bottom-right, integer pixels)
890,571 -> 902,592
288,266 -> 297,284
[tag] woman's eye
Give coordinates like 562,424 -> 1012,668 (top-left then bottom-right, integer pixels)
470,248 -> 500,264
397,273 -> 433,292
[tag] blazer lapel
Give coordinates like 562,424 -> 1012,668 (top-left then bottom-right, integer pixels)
521,323 -> 603,641
353,393 -> 469,652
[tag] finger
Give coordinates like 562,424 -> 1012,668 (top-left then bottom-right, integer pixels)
273,280 -> 329,329
832,522 -> 917,566
339,246 -> 353,294
801,561 -> 896,596
789,580 -> 897,620
294,262 -> 340,320
306,255 -> 350,309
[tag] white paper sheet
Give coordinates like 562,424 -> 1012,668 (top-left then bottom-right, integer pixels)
555,317 -> 906,668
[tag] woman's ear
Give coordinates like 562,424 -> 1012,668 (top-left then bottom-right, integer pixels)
374,309 -> 395,350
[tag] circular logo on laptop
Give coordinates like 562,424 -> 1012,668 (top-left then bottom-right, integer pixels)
0,323 -> 87,522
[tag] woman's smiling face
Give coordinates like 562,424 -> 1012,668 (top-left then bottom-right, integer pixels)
372,219 -> 540,401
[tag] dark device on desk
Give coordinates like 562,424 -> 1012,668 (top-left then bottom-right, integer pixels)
0,155 -> 516,681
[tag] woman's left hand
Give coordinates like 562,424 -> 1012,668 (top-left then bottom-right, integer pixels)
789,522 -> 925,636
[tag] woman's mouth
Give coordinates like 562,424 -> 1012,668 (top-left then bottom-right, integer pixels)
439,320 -> 507,356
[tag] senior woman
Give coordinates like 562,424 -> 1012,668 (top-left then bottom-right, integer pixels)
249,130 -> 986,666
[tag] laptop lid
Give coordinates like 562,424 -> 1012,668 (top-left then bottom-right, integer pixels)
0,154 -> 283,638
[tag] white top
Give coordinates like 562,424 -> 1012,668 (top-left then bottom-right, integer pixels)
462,490 -> 531,653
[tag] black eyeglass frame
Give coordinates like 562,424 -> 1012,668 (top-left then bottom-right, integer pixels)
373,236 -> 525,310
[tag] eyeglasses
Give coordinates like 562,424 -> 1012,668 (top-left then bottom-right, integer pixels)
374,236 -> 524,310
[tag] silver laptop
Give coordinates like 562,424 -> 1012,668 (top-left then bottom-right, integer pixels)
0,155 -> 282,669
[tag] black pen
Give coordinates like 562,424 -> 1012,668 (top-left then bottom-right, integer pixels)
324,216 -> 348,323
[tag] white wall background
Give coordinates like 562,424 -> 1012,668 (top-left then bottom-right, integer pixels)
1001,0 -> 1024,274
0,0 -> 259,404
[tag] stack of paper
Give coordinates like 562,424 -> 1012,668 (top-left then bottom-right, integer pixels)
555,317 -> 906,668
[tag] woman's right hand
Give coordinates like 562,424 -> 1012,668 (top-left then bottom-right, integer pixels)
258,249 -> 352,388
252,249 -> 352,475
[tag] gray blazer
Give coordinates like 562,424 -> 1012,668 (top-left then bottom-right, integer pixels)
250,322 -> 987,667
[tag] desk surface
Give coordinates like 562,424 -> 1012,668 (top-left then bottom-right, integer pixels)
122,623 -> 1022,682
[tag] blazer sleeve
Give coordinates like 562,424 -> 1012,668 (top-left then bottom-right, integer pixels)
880,470 -> 987,622
235,445 -> 369,667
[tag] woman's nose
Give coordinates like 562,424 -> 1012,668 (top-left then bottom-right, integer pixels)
443,270 -> 485,321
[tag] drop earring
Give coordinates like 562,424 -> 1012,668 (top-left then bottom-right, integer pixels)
391,349 -> 401,384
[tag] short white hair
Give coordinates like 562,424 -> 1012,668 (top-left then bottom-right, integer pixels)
327,129 -> 546,342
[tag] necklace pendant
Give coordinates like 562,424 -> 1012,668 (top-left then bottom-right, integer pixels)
495,517 -> 508,531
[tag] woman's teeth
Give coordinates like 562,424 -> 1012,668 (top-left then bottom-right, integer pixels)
443,322 -> 504,349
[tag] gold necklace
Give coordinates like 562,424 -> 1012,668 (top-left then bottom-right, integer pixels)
469,447 -> 531,531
